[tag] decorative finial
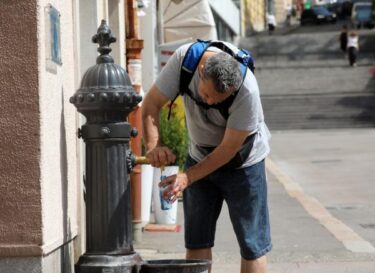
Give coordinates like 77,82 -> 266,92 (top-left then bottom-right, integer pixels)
92,20 -> 117,64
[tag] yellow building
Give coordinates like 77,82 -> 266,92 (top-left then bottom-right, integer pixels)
241,0 -> 267,34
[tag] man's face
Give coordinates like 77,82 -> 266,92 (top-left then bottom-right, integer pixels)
197,69 -> 233,105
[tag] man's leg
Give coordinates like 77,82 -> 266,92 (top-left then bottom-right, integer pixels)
186,248 -> 212,273
241,256 -> 267,273
220,160 -> 271,273
183,156 -> 223,273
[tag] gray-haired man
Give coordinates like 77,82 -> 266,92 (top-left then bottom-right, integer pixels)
142,42 -> 272,273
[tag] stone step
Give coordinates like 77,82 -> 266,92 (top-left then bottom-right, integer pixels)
262,94 -> 375,130
239,30 -> 375,56
254,54 -> 375,69
256,66 -> 374,97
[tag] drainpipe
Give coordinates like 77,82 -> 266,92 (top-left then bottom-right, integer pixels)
126,0 -> 144,243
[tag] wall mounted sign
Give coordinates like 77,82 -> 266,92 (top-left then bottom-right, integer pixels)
45,4 -> 62,73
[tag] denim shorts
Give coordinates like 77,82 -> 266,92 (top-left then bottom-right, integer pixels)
183,156 -> 272,260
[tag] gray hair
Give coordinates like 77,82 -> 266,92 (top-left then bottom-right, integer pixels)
202,52 -> 242,93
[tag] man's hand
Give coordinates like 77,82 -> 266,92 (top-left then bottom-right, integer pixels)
146,146 -> 176,168
159,172 -> 190,203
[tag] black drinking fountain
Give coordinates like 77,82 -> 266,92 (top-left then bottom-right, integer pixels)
70,20 -> 210,273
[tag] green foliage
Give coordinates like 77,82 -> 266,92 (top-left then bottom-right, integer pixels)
159,106 -> 189,169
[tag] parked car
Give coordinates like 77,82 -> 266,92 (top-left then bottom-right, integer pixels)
300,6 -> 337,25
351,2 -> 375,29
326,0 -> 353,19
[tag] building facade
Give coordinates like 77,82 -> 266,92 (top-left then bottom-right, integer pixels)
0,1 -> 126,272
241,0 -> 267,34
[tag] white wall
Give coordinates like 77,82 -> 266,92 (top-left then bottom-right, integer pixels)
208,0 -> 240,34
109,0 -> 126,68
37,0 -> 78,254
140,0 -> 159,92
0,0 -> 126,271
36,0 -> 126,258
74,0 -> 99,259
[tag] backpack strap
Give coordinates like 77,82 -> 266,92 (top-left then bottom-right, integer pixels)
168,40 -> 211,119
236,48 -> 255,73
179,40 -> 211,95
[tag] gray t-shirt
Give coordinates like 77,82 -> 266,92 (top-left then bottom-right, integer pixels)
155,43 -> 271,167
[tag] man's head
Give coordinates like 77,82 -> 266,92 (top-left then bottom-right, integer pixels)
198,52 -> 242,105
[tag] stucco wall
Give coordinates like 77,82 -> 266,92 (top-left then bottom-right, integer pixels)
140,0 -> 158,92
37,0 -> 79,254
0,0 -> 80,258
0,1 -> 43,256
0,0 -> 124,266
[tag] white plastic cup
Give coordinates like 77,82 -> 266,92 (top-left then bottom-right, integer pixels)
152,166 -> 179,224
159,175 -> 173,210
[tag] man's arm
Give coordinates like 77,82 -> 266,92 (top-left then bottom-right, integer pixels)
160,127 -> 250,202
142,84 -> 176,167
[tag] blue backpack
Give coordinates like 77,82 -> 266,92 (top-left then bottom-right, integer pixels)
168,39 -> 255,120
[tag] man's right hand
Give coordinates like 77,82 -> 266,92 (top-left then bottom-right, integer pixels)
146,146 -> 176,168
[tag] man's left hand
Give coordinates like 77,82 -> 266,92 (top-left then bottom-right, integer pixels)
159,173 -> 190,203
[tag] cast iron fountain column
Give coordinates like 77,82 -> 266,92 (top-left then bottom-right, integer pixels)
70,20 -> 142,273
